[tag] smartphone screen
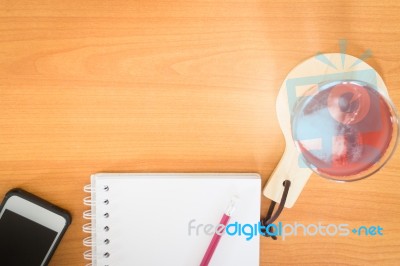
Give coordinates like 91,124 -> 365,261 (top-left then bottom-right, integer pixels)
0,190 -> 71,266
0,209 -> 58,265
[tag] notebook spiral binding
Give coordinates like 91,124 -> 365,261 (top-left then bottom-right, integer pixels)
83,184 -> 94,266
83,183 -> 111,266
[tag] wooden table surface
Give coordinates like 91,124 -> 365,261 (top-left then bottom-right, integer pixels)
1,1 -> 400,265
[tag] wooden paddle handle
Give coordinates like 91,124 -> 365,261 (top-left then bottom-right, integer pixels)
263,144 -> 312,208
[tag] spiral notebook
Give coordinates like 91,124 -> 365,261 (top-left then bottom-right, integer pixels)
83,173 -> 261,266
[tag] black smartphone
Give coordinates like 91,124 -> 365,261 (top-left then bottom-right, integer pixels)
0,188 -> 71,266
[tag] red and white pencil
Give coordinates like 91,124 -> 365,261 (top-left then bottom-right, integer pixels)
200,196 -> 239,266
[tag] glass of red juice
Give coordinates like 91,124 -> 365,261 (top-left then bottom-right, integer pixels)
292,80 -> 398,181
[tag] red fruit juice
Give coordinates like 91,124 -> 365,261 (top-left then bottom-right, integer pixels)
292,81 -> 396,179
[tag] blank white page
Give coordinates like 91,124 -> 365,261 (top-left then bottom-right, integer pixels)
91,173 -> 260,266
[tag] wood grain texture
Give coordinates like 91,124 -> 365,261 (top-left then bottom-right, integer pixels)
0,0 -> 399,265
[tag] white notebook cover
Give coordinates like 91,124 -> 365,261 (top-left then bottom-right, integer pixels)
84,173 -> 261,266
